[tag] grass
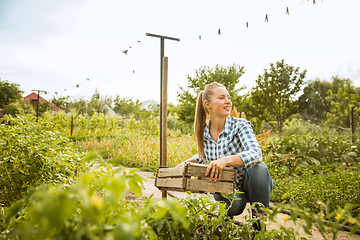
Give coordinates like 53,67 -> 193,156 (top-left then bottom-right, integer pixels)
77,127 -> 198,172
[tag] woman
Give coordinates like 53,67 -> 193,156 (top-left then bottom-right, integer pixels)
177,82 -> 273,230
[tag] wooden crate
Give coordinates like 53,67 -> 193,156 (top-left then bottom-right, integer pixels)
155,163 -> 237,194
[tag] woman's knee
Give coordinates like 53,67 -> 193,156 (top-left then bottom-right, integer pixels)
247,162 -> 272,182
213,193 -> 247,217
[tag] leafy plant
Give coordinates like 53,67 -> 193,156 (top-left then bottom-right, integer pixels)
0,161 -> 244,240
0,114 -> 84,206
251,59 -> 307,136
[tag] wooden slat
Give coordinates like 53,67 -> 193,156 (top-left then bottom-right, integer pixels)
157,166 -> 185,178
186,179 -> 235,194
155,178 -> 185,189
186,163 -> 236,182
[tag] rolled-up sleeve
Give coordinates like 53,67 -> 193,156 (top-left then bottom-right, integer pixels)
237,123 -> 262,168
192,153 -> 200,163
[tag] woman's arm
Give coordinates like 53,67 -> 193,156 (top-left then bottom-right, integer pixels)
175,158 -> 197,167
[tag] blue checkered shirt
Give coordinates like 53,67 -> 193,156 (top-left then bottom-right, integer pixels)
192,116 -> 262,186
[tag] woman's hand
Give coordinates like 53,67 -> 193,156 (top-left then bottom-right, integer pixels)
205,157 -> 228,182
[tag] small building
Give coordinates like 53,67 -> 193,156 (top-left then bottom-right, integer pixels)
140,99 -> 160,110
23,92 -> 60,111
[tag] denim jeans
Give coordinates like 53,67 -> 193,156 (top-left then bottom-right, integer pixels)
213,162 -> 273,217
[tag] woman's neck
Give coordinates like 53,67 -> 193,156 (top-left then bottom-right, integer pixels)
209,116 -> 227,132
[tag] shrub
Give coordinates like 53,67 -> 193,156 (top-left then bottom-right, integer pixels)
0,114 -> 84,206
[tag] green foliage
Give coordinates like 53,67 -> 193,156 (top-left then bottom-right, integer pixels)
113,96 -> 147,119
297,76 -> 360,127
270,164 -> 360,216
251,59 -> 307,136
282,117 -> 321,137
0,164 -> 247,240
264,202 -> 360,240
265,130 -> 359,167
2,163 -> 359,239
0,114 -> 84,206
265,128 -> 360,217
3,99 -> 35,116
0,78 -> 23,106
297,79 -> 333,122
235,94 -> 265,134
87,90 -> 111,116
3,99 -> 53,118
77,126 -> 198,172
49,90 -> 110,116
177,64 -> 246,124
325,85 -> 360,128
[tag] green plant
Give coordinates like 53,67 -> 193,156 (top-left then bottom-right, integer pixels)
263,202 -> 360,240
0,159 -> 244,240
0,114 -> 84,206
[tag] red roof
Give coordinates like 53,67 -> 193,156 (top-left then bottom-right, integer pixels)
23,92 -> 61,111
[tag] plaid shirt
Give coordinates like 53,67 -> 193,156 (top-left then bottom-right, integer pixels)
192,116 -> 262,185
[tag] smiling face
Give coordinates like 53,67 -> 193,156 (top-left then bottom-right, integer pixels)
204,87 -> 232,118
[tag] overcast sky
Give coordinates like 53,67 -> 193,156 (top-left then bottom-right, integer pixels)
1,0 -> 359,104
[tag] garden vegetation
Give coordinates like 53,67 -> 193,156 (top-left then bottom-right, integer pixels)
1,60 -> 360,239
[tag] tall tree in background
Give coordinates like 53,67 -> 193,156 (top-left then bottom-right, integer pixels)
87,90 -> 109,115
0,78 -> 23,106
251,59 -> 307,136
177,64 -> 245,124
49,95 -> 71,112
297,76 -> 359,123
297,79 -> 332,122
325,83 -> 360,128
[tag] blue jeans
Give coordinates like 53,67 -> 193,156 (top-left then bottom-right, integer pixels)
213,162 -> 273,217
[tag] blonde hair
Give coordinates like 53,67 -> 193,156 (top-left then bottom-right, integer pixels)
194,82 -> 226,161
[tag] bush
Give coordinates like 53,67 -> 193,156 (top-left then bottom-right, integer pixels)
282,118 -> 318,137
0,114 -> 84,206
265,131 -> 359,167
270,163 -> 360,216
0,164 -> 246,240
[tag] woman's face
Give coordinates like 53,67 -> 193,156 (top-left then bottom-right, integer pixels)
205,87 -> 232,118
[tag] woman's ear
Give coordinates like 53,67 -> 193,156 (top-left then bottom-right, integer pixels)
204,100 -> 211,110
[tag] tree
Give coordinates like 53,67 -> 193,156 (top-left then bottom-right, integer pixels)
251,59 -> 307,136
87,90 -> 109,115
113,96 -> 147,119
325,84 -> 360,128
297,79 -> 332,122
49,90 -> 113,115
177,64 -> 245,124
49,95 -> 71,112
297,76 -> 359,123
0,78 -> 23,106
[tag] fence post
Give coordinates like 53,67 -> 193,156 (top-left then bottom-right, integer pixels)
351,106 -> 355,143
71,115 -> 74,136
161,56 -> 168,199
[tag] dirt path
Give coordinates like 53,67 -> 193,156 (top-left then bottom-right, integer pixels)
137,169 -> 360,240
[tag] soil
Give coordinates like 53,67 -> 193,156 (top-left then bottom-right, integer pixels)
136,169 -> 360,240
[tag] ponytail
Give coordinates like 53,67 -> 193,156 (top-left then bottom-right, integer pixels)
193,82 -> 226,162
194,90 -> 207,161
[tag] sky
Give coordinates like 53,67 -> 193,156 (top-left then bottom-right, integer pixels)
1,0 -> 360,105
